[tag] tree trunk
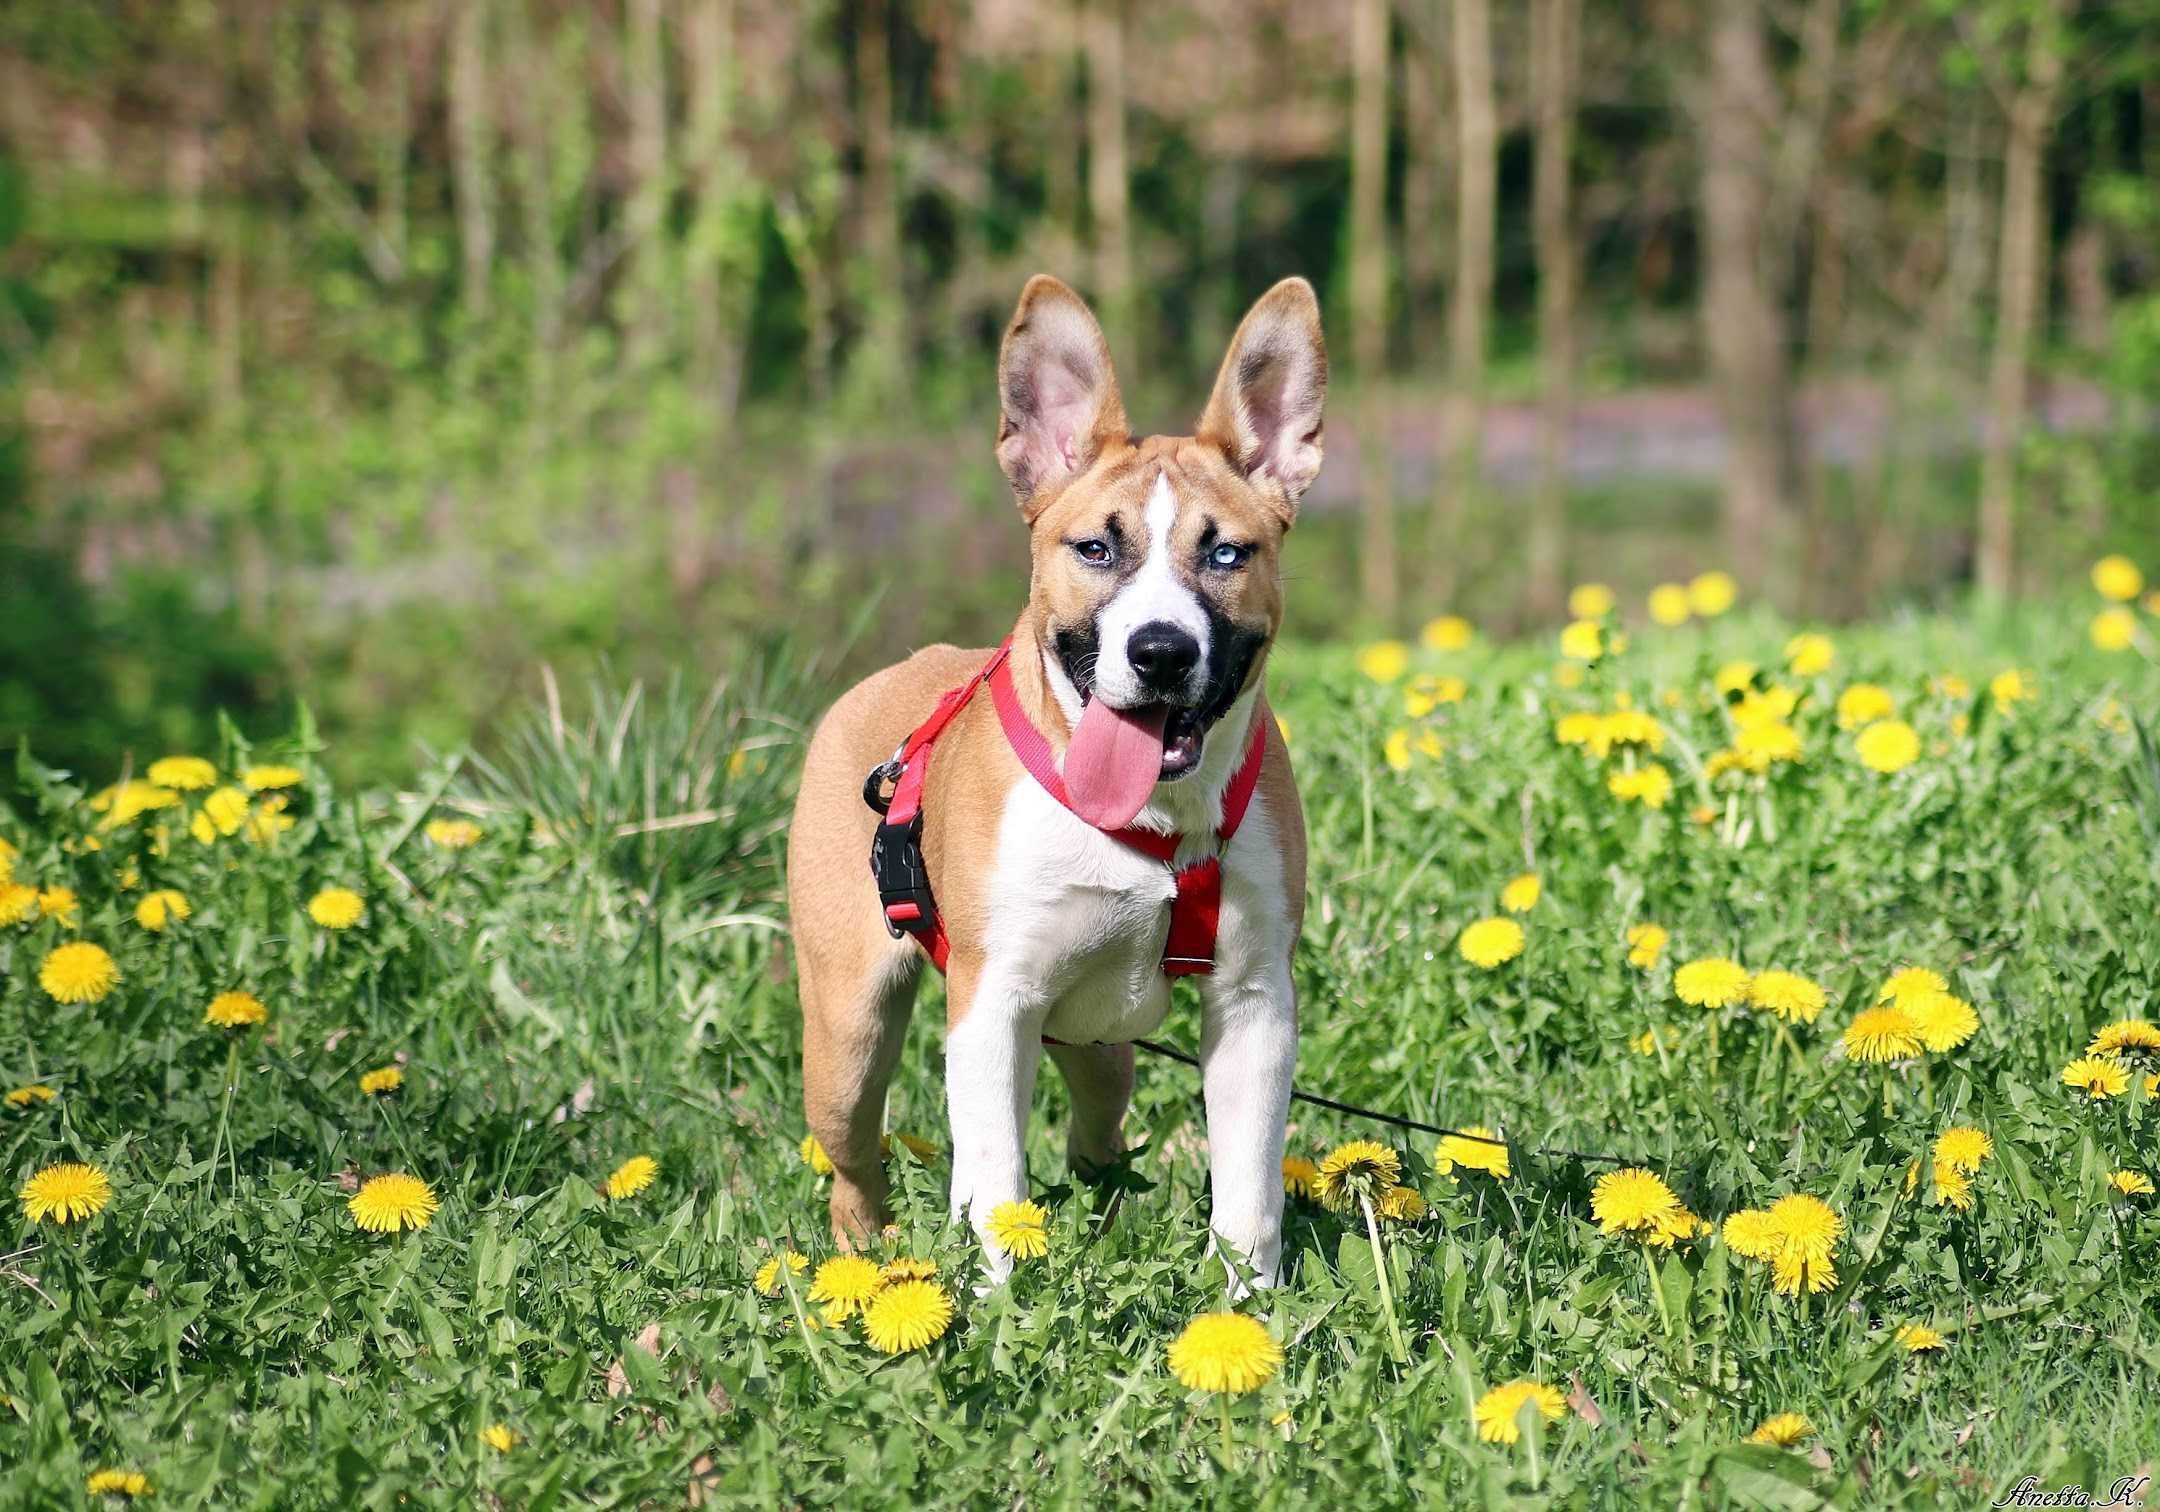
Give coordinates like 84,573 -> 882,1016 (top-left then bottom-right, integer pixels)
683,0 -> 744,419
855,0 -> 906,394
1400,32 -> 1449,356
1349,0 -> 1395,625
1527,0 -> 1579,621
624,0 -> 669,370
1695,0 -> 1794,587
1435,0 -> 1495,604
1085,0 -> 1133,360
447,0 -> 494,316
1978,42 -> 2064,599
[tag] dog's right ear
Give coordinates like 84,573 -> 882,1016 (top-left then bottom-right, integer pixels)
994,275 -> 1128,519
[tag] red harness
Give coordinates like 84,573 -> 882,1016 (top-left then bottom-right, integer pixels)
867,638 -> 1267,978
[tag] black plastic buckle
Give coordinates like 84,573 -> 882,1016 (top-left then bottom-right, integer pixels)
869,813 -> 937,940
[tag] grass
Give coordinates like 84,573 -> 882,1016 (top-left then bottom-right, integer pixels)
3,593 -> 2158,1507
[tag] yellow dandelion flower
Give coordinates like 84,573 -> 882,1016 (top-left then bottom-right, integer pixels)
481,1424 -> 519,1453
1933,1127 -> 1992,1173
808,1255 -> 883,1320
863,1279 -> 955,1353
1836,683 -> 1896,729
1458,916 -> 1525,969
1626,923 -> 1669,969
244,763 -> 305,791
426,818 -> 484,850
1403,674 -> 1467,717
20,1161 -> 113,1224
307,887 -> 364,929
1568,583 -> 1615,618
1747,970 -> 1825,1024
1591,1167 -> 1680,1235
1632,1025 -> 1681,1056
1855,719 -> 1921,774
244,797 -> 295,846
147,755 -> 216,791
2091,607 -> 2138,652
1784,634 -> 1835,677
1733,719 -> 1803,769
1644,1204 -> 1712,1248
1555,711 -> 1603,747
203,990 -> 267,1029
1590,709 -> 1664,757
985,1199 -> 1050,1260
97,781 -> 180,828
1607,763 -> 1674,808
1688,571 -> 1737,617
1559,620 -> 1604,662
1282,1156 -> 1319,1200
1988,669 -> 2033,710
1647,583 -> 1692,627
1842,1005 -> 1922,1062
799,1134 -> 834,1175
1383,727 -> 1412,772
1436,1126 -> 1510,1180
2062,1056 -> 2130,1100
1167,1312 -> 1282,1394
38,887 -> 79,926
348,1172 -> 440,1233
135,889 -> 191,932
1770,1250 -> 1838,1295
1376,1184 -> 1428,1222
2092,555 -> 2143,601
1876,966 -> 1947,1007
2109,1170 -> 2154,1197
1675,957 -> 1750,1009
879,1257 -> 938,1284
200,785 -> 250,839
1500,874 -> 1541,914
0,882 -> 37,926
1473,1380 -> 1568,1444
753,1250 -> 809,1295
1721,1209 -> 1780,1261
1420,615 -> 1474,651
1748,1412 -> 1813,1448
86,1470 -> 151,1497
2087,1019 -> 2160,1058
1713,661 -> 1758,699
5,1084 -> 59,1109
40,941 -> 119,1004
1766,1194 -> 1842,1265
606,1155 -> 659,1200
359,1066 -> 404,1096
1893,1323 -> 1945,1354
1314,1139 -> 1403,1211
1356,640 -> 1411,685
0,834 -> 13,878
1907,991 -> 1978,1053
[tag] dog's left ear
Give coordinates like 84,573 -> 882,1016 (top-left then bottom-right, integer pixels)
995,275 -> 1129,520
1196,278 -> 1328,524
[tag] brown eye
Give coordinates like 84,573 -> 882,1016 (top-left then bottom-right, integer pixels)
1072,539 -> 1113,566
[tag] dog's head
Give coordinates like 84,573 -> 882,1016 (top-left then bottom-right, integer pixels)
992,276 -> 1326,821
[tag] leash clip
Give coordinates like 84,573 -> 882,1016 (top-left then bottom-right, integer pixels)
869,812 -> 937,941
862,749 -> 906,815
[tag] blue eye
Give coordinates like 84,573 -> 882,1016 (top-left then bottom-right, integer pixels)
1209,543 -> 1251,570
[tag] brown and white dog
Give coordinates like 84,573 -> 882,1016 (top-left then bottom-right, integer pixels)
787,275 -> 1325,1288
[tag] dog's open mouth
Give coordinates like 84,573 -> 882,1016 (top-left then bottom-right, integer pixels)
1156,705 -> 1207,780
1062,695 -> 1215,829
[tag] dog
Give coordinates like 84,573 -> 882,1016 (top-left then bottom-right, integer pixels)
787,274 -> 1325,1288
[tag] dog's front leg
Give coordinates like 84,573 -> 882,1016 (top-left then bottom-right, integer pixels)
944,961 -> 1045,1285
1198,959 -> 1297,1294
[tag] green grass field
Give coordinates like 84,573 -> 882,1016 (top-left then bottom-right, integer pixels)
5,588 -> 2160,1508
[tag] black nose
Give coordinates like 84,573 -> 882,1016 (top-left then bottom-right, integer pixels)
1126,622 -> 1201,693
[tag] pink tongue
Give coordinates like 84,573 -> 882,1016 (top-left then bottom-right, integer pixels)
1062,700 -> 1171,829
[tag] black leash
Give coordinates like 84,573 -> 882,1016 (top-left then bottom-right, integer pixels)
1131,1038 -> 1637,1168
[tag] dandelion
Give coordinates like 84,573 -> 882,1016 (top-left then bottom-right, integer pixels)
1842,1005 -> 1922,1062
97,781 -> 179,827
985,1199 -> 1050,1260
20,1161 -> 113,1224
1836,683 -> 1896,729
1608,764 -> 1674,808
1647,583 -> 1691,627
1500,873 -> 1541,913
1376,1185 -> 1428,1222
197,786 -> 249,841
244,763 -> 304,791
1785,635 -> 1835,677
1721,1209 -> 1780,1261
863,1279 -> 955,1353
1591,1168 -> 1680,1236
1356,640 -> 1410,684
1675,958 -> 1750,1009
808,1255 -> 883,1320
203,990 -> 267,1029
1555,711 -> 1603,747
2091,555 -> 2143,601
38,887 -> 79,926
2091,607 -> 2137,652
1314,1140 -> 1402,1211
799,1134 -> 834,1175
2087,1019 -> 2160,1059
1747,970 -> 1825,1024
1876,966 -> 1947,1007
5,1084 -> 58,1109
481,1424 -> 519,1453
2062,1056 -> 2130,1100
1559,620 -> 1604,662
1764,1194 -> 1842,1295
245,798 -> 295,846
1907,991 -> 1978,1052
606,1155 -> 659,1200
1929,1162 -> 1974,1210
1166,1312 -> 1282,1394
1436,1126 -> 1510,1180
40,941 -> 119,1004
1590,709 -> 1663,756
1458,916 -> 1525,969
1933,1127 -> 1992,1173
147,755 -> 217,791
135,889 -> 191,932
1626,924 -> 1668,969
879,1257 -> 937,1284
1733,720 -> 1803,769
1988,669 -> 2033,711
1646,1205 -> 1713,1248
1632,1025 -> 1681,1056
348,1173 -> 440,1233
1420,615 -> 1474,652
1893,1323 -> 1945,1354
426,818 -> 484,849
307,887 -> 364,929
86,1470 -> 151,1497
1473,1380 -> 1567,1444
359,1066 -> 404,1096
0,883 -> 35,925
2109,1170 -> 2154,1197
1403,674 -> 1466,717
1569,583 -> 1615,618
754,1251 -> 809,1295
1282,1156 -> 1319,1200
1748,1412 -> 1813,1448
1383,728 -> 1412,773
1855,719 -> 1921,774
1688,571 -> 1737,616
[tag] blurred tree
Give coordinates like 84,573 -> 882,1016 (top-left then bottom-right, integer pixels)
1527,0 -> 1579,620
1349,0 -> 1394,623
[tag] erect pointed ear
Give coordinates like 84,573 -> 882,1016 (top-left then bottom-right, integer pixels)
1195,277 -> 1328,522
994,275 -> 1129,518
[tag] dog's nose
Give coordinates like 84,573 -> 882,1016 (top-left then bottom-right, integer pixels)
1126,622 -> 1201,694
